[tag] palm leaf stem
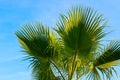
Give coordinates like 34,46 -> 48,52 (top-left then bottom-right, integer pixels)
48,58 -> 65,80
69,49 -> 78,80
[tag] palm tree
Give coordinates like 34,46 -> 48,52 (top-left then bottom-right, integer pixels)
15,6 -> 120,80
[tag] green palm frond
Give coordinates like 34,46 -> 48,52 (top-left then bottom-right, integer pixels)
55,6 -> 107,57
86,63 -> 119,80
26,56 -> 55,80
31,61 -> 56,80
15,23 -> 61,80
86,67 -> 101,80
86,41 -> 120,80
94,41 -> 120,68
54,6 -> 108,80
15,22 -> 58,58
86,67 -> 119,80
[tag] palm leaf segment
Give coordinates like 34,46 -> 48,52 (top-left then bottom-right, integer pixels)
15,23 -> 59,80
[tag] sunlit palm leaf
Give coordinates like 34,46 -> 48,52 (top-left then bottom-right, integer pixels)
94,41 -> 120,68
87,41 -> 120,80
86,66 -> 120,80
24,56 -> 55,80
86,67 -> 101,80
15,23 -> 60,80
54,6 -> 108,80
16,23 -> 50,57
86,67 -> 119,80
55,6 -> 107,57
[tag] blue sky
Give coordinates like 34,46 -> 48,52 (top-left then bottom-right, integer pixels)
0,0 -> 120,80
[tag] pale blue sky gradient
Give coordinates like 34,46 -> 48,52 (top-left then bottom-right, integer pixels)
0,0 -> 120,80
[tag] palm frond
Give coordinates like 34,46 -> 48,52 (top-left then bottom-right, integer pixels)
15,22 -> 61,80
55,6 -> 107,57
86,67 -> 119,80
23,55 -> 56,80
15,22 -> 58,58
87,41 -> 120,80
86,67 -> 101,80
55,6 -> 108,80
94,41 -> 120,68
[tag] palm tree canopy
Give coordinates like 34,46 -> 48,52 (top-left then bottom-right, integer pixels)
15,6 -> 120,80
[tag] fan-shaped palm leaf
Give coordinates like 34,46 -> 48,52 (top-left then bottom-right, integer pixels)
86,41 -> 120,80
15,23 -> 62,80
94,41 -> 120,68
55,6 -> 107,80
55,6 -> 107,58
